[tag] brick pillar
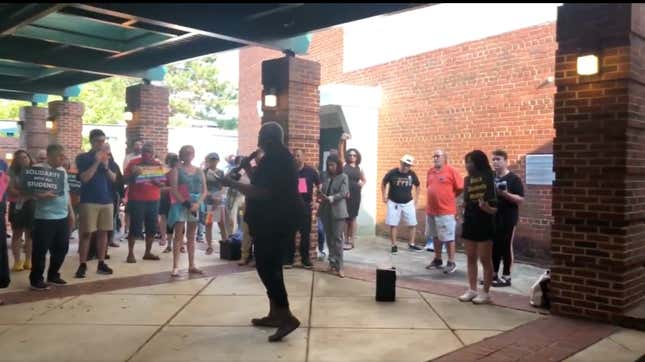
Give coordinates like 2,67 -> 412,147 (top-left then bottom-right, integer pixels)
551,3 -> 645,324
262,55 -> 321,260
48,100 -> 84,156
19,106 -> 48,159
125,83 -> 169,159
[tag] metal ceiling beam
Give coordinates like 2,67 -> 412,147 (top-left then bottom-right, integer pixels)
82,3 -> 422,43
0,3 -> 66,35
76,3 -> 287,51
0,90 -> 36,102
0,35 -> 242,78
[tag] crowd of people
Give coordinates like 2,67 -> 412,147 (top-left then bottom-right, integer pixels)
0,122 -> 524,340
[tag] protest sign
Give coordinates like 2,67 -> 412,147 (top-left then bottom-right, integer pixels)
67,173 -> 82,194
135,165 -> 166,184
21,167 -> 65,195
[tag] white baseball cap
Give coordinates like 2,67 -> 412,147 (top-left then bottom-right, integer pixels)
400,154 -> 415,166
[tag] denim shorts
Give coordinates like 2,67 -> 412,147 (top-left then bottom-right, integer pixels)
128,200 -> 160,238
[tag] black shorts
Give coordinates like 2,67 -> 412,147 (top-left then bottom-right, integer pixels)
159,194 -> 171,216
9,201 -> 35,230
461,211 -> 495,242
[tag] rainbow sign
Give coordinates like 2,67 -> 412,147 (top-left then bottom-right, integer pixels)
135,166 -> 166,184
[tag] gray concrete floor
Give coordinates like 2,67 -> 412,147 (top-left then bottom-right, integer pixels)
337,236 -> 547,296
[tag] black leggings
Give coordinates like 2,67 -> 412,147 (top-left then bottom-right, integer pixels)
492,225 -> 515,277
285,208 -> 312,265
254,232 -> 290,308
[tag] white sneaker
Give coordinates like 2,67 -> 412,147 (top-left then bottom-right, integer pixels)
458,290 -> 478,302
472,292 -> 492,305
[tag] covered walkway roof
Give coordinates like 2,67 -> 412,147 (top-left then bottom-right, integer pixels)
0,3 -> 423,99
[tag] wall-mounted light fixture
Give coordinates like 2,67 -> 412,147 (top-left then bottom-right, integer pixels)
577,54 -> 599,76
124,111 -> 133,122
5,153 -> 13,161
45,120 -> 54,129
264,88 -> 277,108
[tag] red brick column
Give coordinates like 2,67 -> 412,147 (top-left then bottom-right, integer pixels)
48,100 -> 84,156
262,55 -> 321,260
551,3 -> 645,324
19,106 -> 48,159
125,83 -> 169,158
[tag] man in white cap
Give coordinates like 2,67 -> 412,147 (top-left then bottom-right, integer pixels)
381,155 -> 421,253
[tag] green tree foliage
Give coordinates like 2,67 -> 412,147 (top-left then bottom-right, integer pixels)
0,55 -> 237,128
166,55 -> 238,126
73,77 -> 137,125
0,100 -> 29,120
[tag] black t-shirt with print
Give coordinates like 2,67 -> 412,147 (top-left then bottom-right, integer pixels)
463,171 -> 497,220
494,171 -> 524,227
382,168 -> 420,204
297,165 -> 320,206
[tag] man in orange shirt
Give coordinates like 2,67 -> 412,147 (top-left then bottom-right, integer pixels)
425,150 -> 463,274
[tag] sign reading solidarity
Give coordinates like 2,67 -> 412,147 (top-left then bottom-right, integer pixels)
21,167 -> 65,195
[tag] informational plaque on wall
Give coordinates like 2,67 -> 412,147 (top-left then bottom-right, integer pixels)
525,154 -> 555,185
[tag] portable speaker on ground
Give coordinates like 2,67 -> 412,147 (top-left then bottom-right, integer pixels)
219,240 -> 241,260
376,267 -> 396,302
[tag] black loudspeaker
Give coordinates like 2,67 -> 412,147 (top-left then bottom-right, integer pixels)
219,240 -> 241,260
376,268 -> 396,302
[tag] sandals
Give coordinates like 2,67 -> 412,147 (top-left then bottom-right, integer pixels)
205,246 -> 214,255
188,267 -> 204,275
171,269 -> 181,277
163,247 -> 172,253
142,254 -> 160,261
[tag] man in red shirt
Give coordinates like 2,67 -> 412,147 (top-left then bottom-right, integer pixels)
123,142 -> 163,263
425,150 -> 463,274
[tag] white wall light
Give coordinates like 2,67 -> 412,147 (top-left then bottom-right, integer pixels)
577,54 -> 599,76
45,120 -> 54,129
264,88 -> 277,108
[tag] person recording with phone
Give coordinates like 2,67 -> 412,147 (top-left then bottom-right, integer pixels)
490,149 -> 524,287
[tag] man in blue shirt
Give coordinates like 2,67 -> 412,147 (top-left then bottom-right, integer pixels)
74,129 -> 118,278
29,144 -> 75,290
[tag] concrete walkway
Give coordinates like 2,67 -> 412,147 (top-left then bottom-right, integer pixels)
342,236 -> 547,296
0,236 -> 643,361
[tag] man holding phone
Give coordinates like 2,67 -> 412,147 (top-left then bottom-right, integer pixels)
74,129 -> 118,278
491,149 -> 524,287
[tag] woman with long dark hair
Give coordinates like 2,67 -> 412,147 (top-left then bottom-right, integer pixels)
458,150 -> 497,305
343,148 -> 366,250
7,150 -> 35,272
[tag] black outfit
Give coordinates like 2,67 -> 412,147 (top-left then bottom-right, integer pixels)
492,172 -> 524,276
245,145 -> 304,308
382,168 -> 420,204
30,218 -> 70,285
285,165 -> 320,265
0,201 -> 9,289
461,171 -> 497,242
9,200 -> 35,230
343,164 -> 362,218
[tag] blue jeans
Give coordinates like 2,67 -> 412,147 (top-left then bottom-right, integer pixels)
317,218 -> 325,252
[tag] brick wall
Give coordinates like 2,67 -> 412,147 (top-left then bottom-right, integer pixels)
49,100 -> 84,156
125,84 -> 169,159
239,23 -> 557,261
239,47 -> 282,155
550,3 -> 645,323
19,106 -> 49,160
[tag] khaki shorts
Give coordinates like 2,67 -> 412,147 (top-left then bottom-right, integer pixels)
79,203 -> 114,233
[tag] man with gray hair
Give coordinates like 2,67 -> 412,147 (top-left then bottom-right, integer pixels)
425,149 -> 463,274
221,121 -> 304,342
